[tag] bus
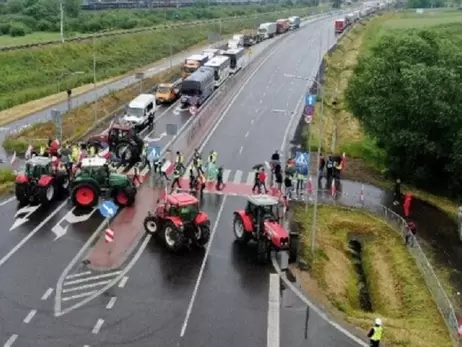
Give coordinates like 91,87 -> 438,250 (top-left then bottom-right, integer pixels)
222,48 -> 245,74
204,55 -> 231,88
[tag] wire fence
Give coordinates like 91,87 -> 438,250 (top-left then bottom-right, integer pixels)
299,189 -> 460,345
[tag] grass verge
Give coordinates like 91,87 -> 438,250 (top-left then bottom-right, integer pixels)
3,65 -> 182,154
292,204 -> 452,347
0,6 -> 311,114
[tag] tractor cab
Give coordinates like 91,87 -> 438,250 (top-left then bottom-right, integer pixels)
244,195 -> 281,229
107,124 -> 134,146
23,157 -> 53,180
156,193 -> 200,224
78,157 -> 110,182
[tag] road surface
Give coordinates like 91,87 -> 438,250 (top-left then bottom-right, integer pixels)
0,13 -> 374,347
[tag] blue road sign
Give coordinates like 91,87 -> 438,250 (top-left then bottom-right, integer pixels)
295,151 -> 311,176
305,94 -> 317,106
99,200 -> 118,219
147,145 -> 161,162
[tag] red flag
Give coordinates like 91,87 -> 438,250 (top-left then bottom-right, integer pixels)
10,151 -> 17,169
403,193 -> 413,217
340,152 -> 346,170
307,175 -> 313,194
330,179 -> 336,197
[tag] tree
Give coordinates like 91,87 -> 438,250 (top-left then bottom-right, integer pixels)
345,29 -> 462,195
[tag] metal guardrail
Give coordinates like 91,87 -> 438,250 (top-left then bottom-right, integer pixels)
0,7 -> 314,52
300,190 -> 460,345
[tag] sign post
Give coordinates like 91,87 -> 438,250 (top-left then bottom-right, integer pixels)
51,109 -> 62,143
98,200 -> 119,254
135,72 -> 144,95
304,93 -> 317,152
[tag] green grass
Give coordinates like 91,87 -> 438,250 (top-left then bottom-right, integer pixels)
294,204 -> 453,347
383,9 -> 462,29
0,32 -> 64,46
0,6 -> 312,112
339,137 -> 386,171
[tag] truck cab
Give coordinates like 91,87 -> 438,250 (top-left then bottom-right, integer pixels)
182,54 -> 209,79
335,19 -> 346,34
155,80 -> 182,104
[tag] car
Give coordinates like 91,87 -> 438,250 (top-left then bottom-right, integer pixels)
233,194 -> 297,263
86,123 -> 144,164
143,192 -> 210,252
15,156 -> 70,205
122,94 -> 156,131
155,81 -> 181,104
70,157 -> 137,208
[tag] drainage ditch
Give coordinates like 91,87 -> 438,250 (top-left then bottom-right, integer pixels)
348,239 -> 373,312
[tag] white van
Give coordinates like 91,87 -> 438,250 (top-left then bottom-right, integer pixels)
204,55 -> 231,88
123,94 -> 156,130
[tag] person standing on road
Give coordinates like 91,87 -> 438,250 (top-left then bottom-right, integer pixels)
326,155 -> 333,188
318,153 -> 326,188
367,318 -> 383,347
171,167 -> 182,192
258,168 -> 268,194
252,168 -> 260,193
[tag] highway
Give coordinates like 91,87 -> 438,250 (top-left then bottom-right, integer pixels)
0,13 -> 371,347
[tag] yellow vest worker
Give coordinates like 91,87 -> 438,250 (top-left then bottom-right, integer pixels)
71,146 -> 79,162
39,145 -> 46,156
367,318 -> 383,347
89,146 -> 96,157
175,152 -> 184,164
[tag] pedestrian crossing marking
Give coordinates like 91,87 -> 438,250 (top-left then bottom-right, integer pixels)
246,172 -> 254,185
222,169 -> 231,183
234,170 -> 243,184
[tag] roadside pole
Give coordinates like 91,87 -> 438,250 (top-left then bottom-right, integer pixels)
51,109 -> 63,143
92,36 -> 98,125
135,72 -> 144,95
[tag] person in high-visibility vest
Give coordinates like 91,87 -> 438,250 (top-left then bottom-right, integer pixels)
71,145 -> 80,163
367,318 -> 383,347
39,145 -> 46,157
208,150 -> 217,164
175,151 -> 184,171
171,167 -> 182,192
89,145 -> 96,157
295,172 -> 305,195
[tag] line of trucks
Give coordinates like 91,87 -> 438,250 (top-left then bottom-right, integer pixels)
152,15 -> 301,110
334,2 -> 391,34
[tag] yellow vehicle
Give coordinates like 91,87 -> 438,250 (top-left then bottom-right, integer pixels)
182,54 -> 209,79
155,81 -> 181,104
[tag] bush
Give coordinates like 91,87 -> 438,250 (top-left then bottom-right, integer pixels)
9,22 -> 31,36
0,167 -> 16,183
0,23 -> 10,35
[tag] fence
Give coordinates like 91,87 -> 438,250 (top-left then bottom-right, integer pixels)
294,189 -> 460,345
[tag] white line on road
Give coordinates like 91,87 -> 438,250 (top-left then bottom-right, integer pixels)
64,271 -> 121,285
118,276 -> 129,288
23,310 -> 37,324
3,334 -> 18,347
62,280 -> 112,293
65,271 -> 92,280
0,197 -> 15,207
92,319 -> 104,334
180,196 -> 227,337
41,288 -> 54,301
106,297 -> 117,309
239,146 -> 243,155
0,199 -> 68,269
267,274 -> 280,347
245,131 -> 249,138
62,291 -> 98,302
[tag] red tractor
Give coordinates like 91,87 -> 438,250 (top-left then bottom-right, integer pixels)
143,193 -> 211,252
15,156 -> 70,205
233,195 -> 297,263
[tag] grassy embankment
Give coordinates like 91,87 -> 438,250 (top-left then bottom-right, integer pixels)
306,11 -> 462,221
3,8 -> 309,154
292,204 -> 452,347
0,5 -> 311,113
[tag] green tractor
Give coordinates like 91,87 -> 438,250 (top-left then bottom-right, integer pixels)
70,157 -> 137,208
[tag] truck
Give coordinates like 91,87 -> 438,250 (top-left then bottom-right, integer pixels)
276,19 -> 290,35
180,67 -> 215,108
258,22 -> 277,40
288,16 -> 301,29
335,19 -> 346,34
182,54 -> 209,79
240,29 -> 262,46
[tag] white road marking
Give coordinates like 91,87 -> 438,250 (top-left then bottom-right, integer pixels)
62,291 -> 98,302
65,271 -> 92,280
239,146 -> 243,155
92,319 -> 104,334
106,297 -> 117,309
0,197 -> 15,207
272,109 -> 286,113
251,119 -> 255,124
118,276 -> 129,288
244,131 -> 249,138
3,334 -> 18,347
271,253 -> 369,347
233,170 -> 242,184
41,288 -> 54,301
267,274 -> 280,347
246,172 -> 255,185
183,164 -> 192,178
0,199 -> 68,269
84,345 -> 90,347
222,169 -> 230,183
62,280 -> 112,293
180,196 -> 227,337
23,310 -> 37,324
64,271 -> 121,285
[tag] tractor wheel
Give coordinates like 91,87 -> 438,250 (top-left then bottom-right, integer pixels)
143,215 -> 160,235
114,187 -> 135,207
257,238 -> 270,264
162,221 -> 186,252
194,222 -> 211,247
15,183 -> 29,205
71,183 -> 98,208
233,214 -> 251,244
115,142 -> 132,161
38,183 -> 55,204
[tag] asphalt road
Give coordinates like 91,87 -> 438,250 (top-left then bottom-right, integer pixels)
0,13 -> 371,347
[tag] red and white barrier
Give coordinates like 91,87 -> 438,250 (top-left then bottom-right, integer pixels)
105,228 -> 114,243
307,175 -> 313,195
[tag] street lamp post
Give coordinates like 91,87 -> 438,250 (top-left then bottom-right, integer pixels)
57,71 -> 84,113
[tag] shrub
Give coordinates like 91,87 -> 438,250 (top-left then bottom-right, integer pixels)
9,22 -> 31,36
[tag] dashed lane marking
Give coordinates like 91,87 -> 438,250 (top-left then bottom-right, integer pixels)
3,334 -> 18,347
118,276 -> 129,289
106,297 -> 117,310
41,288 -> 54,301
23,310 -> 37,324
92,319 -> 104,334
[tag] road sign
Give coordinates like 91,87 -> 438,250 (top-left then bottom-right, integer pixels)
305,94 -> 317,105
295,151 -> 310,176
304,115 -> 312,124
189,105 -> 198,115
105,228 -> 114,243
147,145 -> 161,162
99,200 -> 118,219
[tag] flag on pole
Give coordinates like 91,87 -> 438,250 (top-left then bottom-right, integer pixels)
307,175 -> 313,194
10,151 -> 17,169
330,179 -> 336,197
340,152 -> 346,170
25,144 -> 33,160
